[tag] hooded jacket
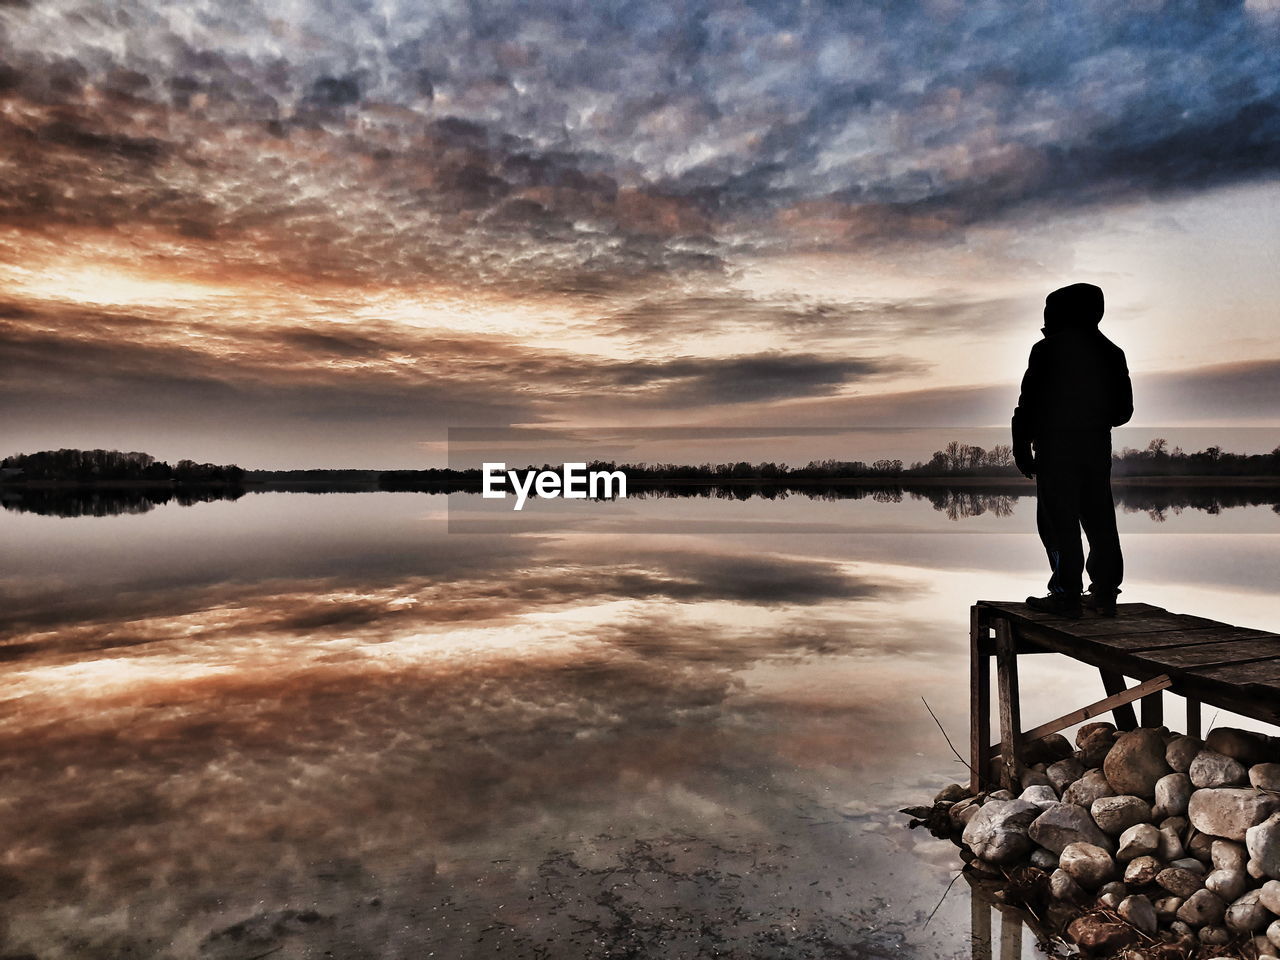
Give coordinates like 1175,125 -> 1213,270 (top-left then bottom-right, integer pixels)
1012,299 -> 1132,463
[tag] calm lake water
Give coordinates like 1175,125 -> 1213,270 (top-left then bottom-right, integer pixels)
1,487 -> 1278,959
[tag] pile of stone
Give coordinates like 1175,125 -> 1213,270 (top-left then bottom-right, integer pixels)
936,724 -> 1280,958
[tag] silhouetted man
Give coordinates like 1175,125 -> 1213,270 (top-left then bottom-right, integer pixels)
1013,283 -> 1132,618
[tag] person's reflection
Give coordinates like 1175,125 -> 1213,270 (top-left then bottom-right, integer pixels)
1012,283 -> 1133,618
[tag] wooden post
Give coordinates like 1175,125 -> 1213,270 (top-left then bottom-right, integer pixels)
970,605 -> 992,795
971,882 -> 992,960
1187,697 -> 1202,739
999,910 -> 1023,960
1141,689 -> 1163,728
1099,670 -> 1139,730
994,617 -> 1022,792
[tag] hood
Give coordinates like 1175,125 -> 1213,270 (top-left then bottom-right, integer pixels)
1042,282 -> 1104,335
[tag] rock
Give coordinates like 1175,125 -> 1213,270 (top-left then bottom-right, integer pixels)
1098,889 -> 1123,909
950,796 -> 982,829
1169,919 -> 1193,938
1076,721 -> 1117,749
1198,924 -> 1230,945
1066,915 -> 1137,956
1267,918 -> 1280,949
1166,735 -> 1204,774
1154,896 -> 1184,923
1061,842 -> 1117,889
1253,857 -> 1269,879
1187,832 -> 1215,864
969,858 -> 1002,877
1205,867 -> 1248,901
1030,803 -> 1114,854
1212,839 -> 1248,872
1260,879 -> 1280,914
935,782 -> 969,803
987,789 -> 1013,800
1190,750 -> 1249,788
1019,769 -> 1054,790
1182,834 -> 1213,865
1119,894 -> 1158,934
1098,880 -> 1128,901
1105,729 -> 1172,798
1030,847 -> 1058,870
1019,785 -> 1059,809
1249,812 -> 1280,880
1225,890 -> 1270,934
1117,823 -> 1161,861
1207,727 -> 1280,766
1124,855 -> 1161,886
1050,867 -> 1086,902
1188,787 -> 1280,841
1047,757 -> 1086,794
1253,763 -> 1280,792
1063,769 -> 1116,808
1161,814 -> 1189,833
1152,773 -> 1192,820
1078,724 -> 1118,768
1170,857 -> 1207,875
1157,866 -> 1204,898
1092,795 -> 1152,836
1024,734 -> 1074,765
1178,888 -> 1226,926
1158,824 -> 1186,861
962,799 -> 1040,864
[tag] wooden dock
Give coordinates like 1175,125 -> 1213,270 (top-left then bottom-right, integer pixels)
970,601 -> 1280,793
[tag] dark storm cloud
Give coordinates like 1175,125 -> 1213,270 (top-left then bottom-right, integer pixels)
1,0 -> 1277,291
598,291 -> 1026,343
1139,358 -> 1280,423
0,298 -> 905,430
708,357 -> 1280,429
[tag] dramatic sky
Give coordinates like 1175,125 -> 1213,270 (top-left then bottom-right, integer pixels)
1,0 -> 1279,467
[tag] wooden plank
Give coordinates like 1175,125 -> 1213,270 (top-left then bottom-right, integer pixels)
986,675 -> 1172,757
970,605 -> 991,795
1062,615 -> 1224,638
1183,660 -> 1280,685
994,618 -> 1022,792
1097,628 -> 1275,653
1100,670 -> 1140,730
978,600 -> 1166,623
1137,638 -> 1280,670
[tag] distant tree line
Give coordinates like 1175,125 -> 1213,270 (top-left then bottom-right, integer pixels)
1111,439 -> 1280,477
373,440 -> 1279,487
0,449 -> 245,483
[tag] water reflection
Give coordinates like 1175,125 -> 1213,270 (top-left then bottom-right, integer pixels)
0,492 -> 1275,958
5,480 -> 1277,523
628,481 -> 1280,521
1,484 -> 244,517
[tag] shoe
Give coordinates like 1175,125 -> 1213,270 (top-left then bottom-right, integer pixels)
1083,591 -> 1119,617
1026,593 -> 1082,619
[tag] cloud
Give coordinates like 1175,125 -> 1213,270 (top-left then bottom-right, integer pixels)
0,296 -> 909,446
1138,358 -> 1280,424
598,289 -> 1028,344
0,0 -> 1276,295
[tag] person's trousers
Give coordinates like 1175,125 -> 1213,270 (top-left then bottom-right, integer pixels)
1035,455 -> 1123,596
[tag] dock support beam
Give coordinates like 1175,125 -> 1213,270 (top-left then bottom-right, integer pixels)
994,619 -> 1022,792
1098,670 -> 1139,731
969,606 -> 991,795
1187,698 -> 1202,739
